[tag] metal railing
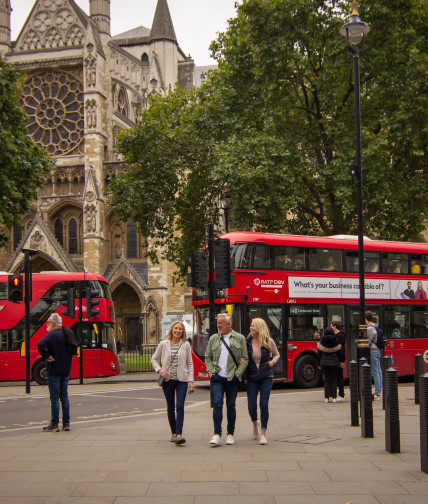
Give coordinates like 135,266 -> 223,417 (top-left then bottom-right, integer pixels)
118,344 -> 157,373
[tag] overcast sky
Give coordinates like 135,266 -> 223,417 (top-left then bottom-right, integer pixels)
9,0 -> 240,66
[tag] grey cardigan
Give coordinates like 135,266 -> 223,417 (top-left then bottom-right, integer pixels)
151,339 -> 194,382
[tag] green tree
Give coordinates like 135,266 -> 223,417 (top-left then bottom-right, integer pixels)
0,60 -> 54,247
111,0 -> 428,278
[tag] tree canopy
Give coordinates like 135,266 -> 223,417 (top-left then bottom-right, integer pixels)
0,60 -> 54,247
110,0 -> 428,278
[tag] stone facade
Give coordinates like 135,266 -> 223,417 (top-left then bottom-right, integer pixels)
0,0 -> 202,347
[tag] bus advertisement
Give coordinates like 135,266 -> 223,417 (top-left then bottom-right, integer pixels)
191,232 -> 428,387
0,272 -> 119,384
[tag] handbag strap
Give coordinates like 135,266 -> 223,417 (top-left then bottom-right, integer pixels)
220,335 -> 239,370
165,341 -> 182,371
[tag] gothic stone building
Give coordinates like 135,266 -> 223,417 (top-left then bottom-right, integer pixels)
0,0 -> 212,347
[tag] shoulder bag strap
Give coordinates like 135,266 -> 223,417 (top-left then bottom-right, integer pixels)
165,342 -> 182,371
220,336 -> 239,369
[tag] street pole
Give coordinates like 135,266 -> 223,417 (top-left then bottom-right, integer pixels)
208,224 -> 216,336
24,251 -> 31,394
79,281 -> 84,384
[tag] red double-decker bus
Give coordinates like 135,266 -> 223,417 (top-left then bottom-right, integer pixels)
191,232 -> 428,387
0,272 -> 119,384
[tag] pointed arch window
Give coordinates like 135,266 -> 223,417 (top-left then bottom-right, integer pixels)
54,219 -> 64,246
141,53 -> 149,65
68,218 -> 78,254
126,220 -> 137,259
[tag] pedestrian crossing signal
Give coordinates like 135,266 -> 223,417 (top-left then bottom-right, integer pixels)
8,275 -> 24,302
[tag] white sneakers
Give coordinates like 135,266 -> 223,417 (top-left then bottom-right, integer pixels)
259,435 -> 267,445
337,396 -> 345,403
209,434 -> 221,446
209,434 -> 235,445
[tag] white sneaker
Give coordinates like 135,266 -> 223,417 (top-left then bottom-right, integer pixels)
259,435 -> 267,445
226,434 -> 235,445
209,434 -> 221,446
332,398 -> 337,403
337,396 -> 345,403
325,398 -> 329,403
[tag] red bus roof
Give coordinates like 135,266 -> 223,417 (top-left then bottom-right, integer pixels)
221,231 -> 428,254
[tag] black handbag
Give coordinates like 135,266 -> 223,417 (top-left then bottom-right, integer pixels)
157,342 -> 182,386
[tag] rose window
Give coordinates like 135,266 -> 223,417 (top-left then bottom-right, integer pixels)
21,71 -> 84,156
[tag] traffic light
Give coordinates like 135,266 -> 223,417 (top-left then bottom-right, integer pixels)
214,238 -> 234,289
85,287 -> 100,318
8,274 -> 24,302
187,252 -> 208,288
60,288 -> 75,318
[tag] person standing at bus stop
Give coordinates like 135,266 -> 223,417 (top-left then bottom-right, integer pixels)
205,314 -> 248,446
317,327 -> 345,403
330,320 -> 346,402
245,318 -> 280,445
37,313 -> 73,432
365,311 -> 382,400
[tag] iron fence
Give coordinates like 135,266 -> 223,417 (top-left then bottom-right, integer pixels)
118,344 -> 157,373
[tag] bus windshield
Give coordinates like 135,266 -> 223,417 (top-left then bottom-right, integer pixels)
192,305 -> 225,361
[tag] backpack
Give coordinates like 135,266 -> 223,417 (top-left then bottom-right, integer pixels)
373,325 -> 386,349
63,327 -> 81,356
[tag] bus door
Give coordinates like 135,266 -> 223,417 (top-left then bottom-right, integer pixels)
71,322 -> 103,378
385,305 -> 428,375
242,305 -> 286,379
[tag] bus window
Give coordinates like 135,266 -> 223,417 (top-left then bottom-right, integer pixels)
288,305 -> 323,341
384,306 -> 410,339
309,248 -> 342,272
411,255 -> 428,275
273,246 -> 305,270
252,245 -> 270,269
364,252 -> 380,273
0,282 -> 8,300
412,308 -> 428,339
382,253 -> 408,274
233,244 -> 252,269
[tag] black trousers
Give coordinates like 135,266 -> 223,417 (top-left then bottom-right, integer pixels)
337,366 -> 344,397
322,366 -> 338,399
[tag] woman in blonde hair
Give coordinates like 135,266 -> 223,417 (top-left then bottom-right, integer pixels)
245,318 -> 279,445
151,321 -> 194,444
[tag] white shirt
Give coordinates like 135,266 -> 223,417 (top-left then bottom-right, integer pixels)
218,333 -> 231,377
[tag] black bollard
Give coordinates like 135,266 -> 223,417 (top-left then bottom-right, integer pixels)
359,357 -> 368,413
420,373 -> 428,474
349,360 -> 359,426
415,354 -> 424,405
381,355 -> 392,410
361,363 -> 374,438
385,367 -> 400,453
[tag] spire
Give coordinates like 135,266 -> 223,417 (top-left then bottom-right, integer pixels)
150,0 -> 177,42
0,0 -> 11,52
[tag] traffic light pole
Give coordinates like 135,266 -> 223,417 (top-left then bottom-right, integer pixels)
24,251 -> 31,394
79,281 -> 84,384
208,224 -> 216,336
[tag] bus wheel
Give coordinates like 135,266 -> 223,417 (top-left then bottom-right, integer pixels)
294,355 -> 321,388
33,361 -> 47,385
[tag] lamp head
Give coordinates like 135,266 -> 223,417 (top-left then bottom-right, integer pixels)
340,2 -> 370,45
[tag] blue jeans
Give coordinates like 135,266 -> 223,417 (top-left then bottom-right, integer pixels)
246,377 -> 273,430
162,379 -> 188,435
370,350 -> 383,396
210,374 -> 240,436
47,374 -> 70,425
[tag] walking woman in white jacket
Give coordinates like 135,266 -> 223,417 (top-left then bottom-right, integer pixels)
151,321 -> 194,444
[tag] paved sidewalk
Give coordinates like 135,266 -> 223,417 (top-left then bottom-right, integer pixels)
0,383 -> 426,504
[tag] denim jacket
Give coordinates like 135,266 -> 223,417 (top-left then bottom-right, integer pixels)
205,330 -> 248,381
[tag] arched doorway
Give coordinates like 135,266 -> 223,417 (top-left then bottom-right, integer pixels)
111,282 -> 142,351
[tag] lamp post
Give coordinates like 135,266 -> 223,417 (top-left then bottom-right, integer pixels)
220,191 -> 231,233
340,2 -> 370,354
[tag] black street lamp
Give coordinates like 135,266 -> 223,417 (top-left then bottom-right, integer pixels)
220,191 -> 231,233
340,2 -> 370,334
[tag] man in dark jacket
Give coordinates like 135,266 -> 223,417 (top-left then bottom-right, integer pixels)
331,320 -> 346,402
37,313 -> 73,432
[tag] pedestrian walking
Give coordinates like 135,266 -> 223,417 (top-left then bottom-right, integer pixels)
151,321 -> 194,444
330,320 -> 346,402
205,314 -> 248,446
37,313 -> 73,432
365,311 -> 383,400
245,318 -> 280,445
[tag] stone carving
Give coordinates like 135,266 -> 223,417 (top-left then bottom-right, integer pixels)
55,9 -> 74,30
85,99 -> 97,129
33,11 -> 52,32
30,231 -> 45,248
21,71 -> 84,156
84,203 -> 97,233
84,54 -> 97,87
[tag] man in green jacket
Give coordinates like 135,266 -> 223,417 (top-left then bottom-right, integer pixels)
205,314 -> 248,446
